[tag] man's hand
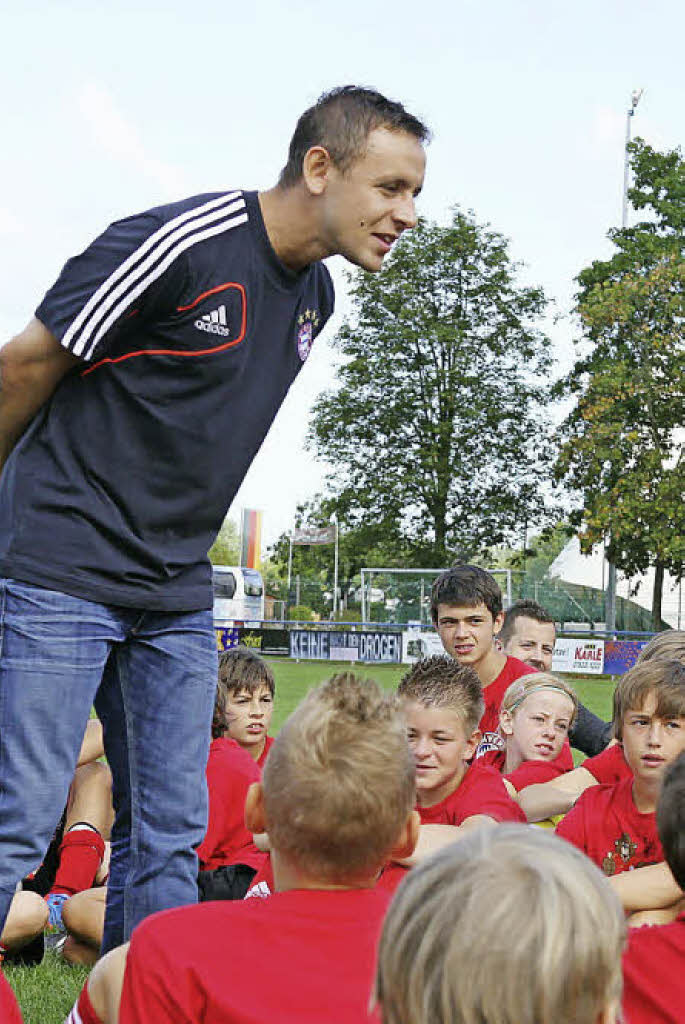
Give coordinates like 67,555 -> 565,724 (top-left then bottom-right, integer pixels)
0,318 -> 80,473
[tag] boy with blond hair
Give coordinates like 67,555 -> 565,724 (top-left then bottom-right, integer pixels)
65,673 -> 419,1024
386,657 -> 524,875
622,751 -> 685,1023
556,661 -> 685,879
375,825 -> 626,1024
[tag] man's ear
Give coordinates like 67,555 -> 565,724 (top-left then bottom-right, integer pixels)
302,145 -> 334,196
244,782 -> 266,834
464,729 -> 481,761
388,810 -> 421,862
493,611 -> 505,636
499,709 -> 514,737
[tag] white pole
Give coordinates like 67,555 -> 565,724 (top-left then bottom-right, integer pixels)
608,88 -> 642,636
287,534 -> 293,603
331,514 -> 339,619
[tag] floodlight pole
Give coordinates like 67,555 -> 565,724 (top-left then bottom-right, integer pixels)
330,513 -> 339,618
606,88 -> 642,636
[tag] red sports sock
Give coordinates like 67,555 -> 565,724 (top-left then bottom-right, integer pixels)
66,983 -> 104,1024
49,827 -> 106,898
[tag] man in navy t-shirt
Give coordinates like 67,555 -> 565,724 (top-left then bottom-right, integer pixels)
0,86 -> 428,952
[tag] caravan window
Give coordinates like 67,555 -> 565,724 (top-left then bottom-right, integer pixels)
213,573 -> 236,600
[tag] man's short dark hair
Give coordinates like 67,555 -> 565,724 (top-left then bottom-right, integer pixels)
279,86 -> 430,187
430,565 -> 502,624
498,599 -> 555,646
657,751 -> 685,890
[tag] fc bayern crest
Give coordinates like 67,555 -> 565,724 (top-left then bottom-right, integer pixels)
296,309 -> 320,362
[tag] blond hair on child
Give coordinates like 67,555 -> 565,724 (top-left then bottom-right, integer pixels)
636,630 -> 685,666
375,825 -> 625,1024
500,672 -> 578,727
611,660 -> 685,742
262,672 -> 415,884
397,657 -> 484,736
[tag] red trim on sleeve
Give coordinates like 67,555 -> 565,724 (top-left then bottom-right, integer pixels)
81,282 -> 247,377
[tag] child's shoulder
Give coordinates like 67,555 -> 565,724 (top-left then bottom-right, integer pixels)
208,737 -> 261,781
622,914 -> 685,1023
485,657 -> 535,701
581,743 -> 631,785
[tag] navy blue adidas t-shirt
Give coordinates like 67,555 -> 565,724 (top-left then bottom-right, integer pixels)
0,190 -> 334,610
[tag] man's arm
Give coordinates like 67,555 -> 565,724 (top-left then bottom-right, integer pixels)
0,318 -> 80,473
568,701 -> 613,757
518,764 -> 597,822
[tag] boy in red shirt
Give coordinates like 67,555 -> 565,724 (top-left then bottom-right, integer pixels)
622,751 -> 685,1024
375,825 -> 626,1024
213,646 -> 275,769
64,673 -> 419,1024
556,660 -> 685,880
430,566 -> 573,770
384,656 -> 524,875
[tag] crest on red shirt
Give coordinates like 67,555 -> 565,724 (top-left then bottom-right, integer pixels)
601,832 -> 638,876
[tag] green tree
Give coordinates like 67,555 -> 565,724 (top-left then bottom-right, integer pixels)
208,515 -> 240,566
308,209 -> 555,566
555,141 -> 684,628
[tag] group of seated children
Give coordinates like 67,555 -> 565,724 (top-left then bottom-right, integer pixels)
2,564 -> 684,1023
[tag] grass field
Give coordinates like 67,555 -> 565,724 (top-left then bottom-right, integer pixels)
5,659 -> 617,1023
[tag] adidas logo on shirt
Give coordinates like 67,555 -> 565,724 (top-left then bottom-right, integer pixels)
195,305 -> 230,337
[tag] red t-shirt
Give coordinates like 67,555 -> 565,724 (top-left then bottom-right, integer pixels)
196,737 -> 264,872
475,749 -> 563,790
477,657 -> 574,772
582,742 -> 631,785
256,734 -> 275,770
556,778 -> 663,876
0,972 -> 23,1024
119,888 -> 389,1023
418,764 -> 526,826
622,914 -> 685,1024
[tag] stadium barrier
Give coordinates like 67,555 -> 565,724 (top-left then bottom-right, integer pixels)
216,622 -> 653,675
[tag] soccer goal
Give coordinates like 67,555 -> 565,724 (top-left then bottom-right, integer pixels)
359,567 -> 515,625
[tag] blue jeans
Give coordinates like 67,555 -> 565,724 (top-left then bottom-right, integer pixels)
0,578 -> 216,953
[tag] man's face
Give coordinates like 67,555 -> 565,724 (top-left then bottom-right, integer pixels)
224,684 -> 274,755
318,127 -> 425,272
404,700 -> 479,808
621,692 -> 685,784
435,602 -> 503,669
502,616 -> 556,672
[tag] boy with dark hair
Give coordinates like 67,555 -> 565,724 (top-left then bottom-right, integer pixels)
622,751 -> 685,1024
65,674 -> 419,1024
214,646 -> 275,767
390,656 -> 525,872
431,566 -> 572,768
556,661 -> 685,879
0,84 -> 428,952
498,598 -> 612,756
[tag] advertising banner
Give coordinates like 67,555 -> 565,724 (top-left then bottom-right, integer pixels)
216,626 -> 290,656
291,526 -> 336,545
552,638 -> 605,674
289,630 -> 403,664
402,630 -> 445,664
603,639 -> 648,675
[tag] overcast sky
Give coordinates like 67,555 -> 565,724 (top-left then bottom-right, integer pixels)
1,0 -> 682,549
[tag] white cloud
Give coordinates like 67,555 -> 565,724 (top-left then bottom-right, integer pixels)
77,82 -> 189,197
